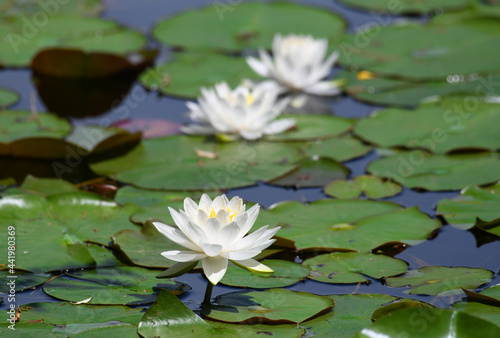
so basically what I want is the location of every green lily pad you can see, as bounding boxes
[453,302,500,328]
[371,300,435,321]
[301,135,373,162]
[86,244,125,268]
[112,221,184,269]
[255,200,441,251]
[0,270,50,292]
[473,217,500,238]
[0,87,19,108]
[138,289,304,337]
[269,157,350,188]
[304,252,407,284]
[220,259,310,288]
[0,192,140,272]
[204,289,334,324]
[0,15,146,67]
[354,308,500,337]
[0,0,103,18]
[385,266,493,296]
[303,294,426,337]
[266,115,353,142]
[339,69,500,107]
[2,175,79,196]
[139,53,258,98]
[43,266,190,305]
[339,19,500,80]
[436,183,500,229]
[153,2,345,52]
[0,301,143,337]
[338,0,474,14]
[368,151,500,191]
[90,135,302,191]
[354,98,500,153]
[324,175,402,199]
[462,284,500,307]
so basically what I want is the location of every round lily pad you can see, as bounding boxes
[368,151,500,191]
[437,183,500,230]
[204,289,334,324]
[0,15,146,67]
[339,19,500,80]
[139,53,258,98]
[354,98,500,153]
[304,252,407,284]
[220,259,310,288]
[255,199,441,251]
[324,175,402,199]
[0,87,19,108]
[138,289,304,337]
[338,0,473,15]
[354,308,500,337]
[385,266,493,296]
[43,266,190,305]
[0,192,140,272]
[153,2,345,52]
[301,135,373,162]
[90,135,302,191]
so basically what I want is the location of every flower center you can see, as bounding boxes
[246,93,254,105]
[209,207,238,222]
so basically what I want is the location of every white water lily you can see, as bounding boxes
[153,194,280,285]
[181,82,294,140]
[246,34,341,96]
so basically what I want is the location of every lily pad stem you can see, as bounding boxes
[203,280,214,305]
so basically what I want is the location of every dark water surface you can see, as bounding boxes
[1,0,499,312]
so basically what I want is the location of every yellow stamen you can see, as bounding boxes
[209,207,238,222]
[246,93,254,105]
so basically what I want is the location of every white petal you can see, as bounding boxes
[237,204,259,238]
[216,209,230,226]
[211,196,226,211]
[246,56,270,77]
[240,130,263,140]
[219,222,240,245]
[303,81,341,96]
[196,209,209,227]
[168,208,187,232]
[186,220,209,246]
[152,221,199,251]
[203,256,228,285]
[199,194,213,211]
[184,198,199,218]
[202,243,224,257]
[205,218,222,242]
[180,124,217,135]
[263,118,295,135]
[161,250,206,262]
[232,259,273,273]
[222,250,260,260]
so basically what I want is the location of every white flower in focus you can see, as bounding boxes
[153,194,280,285]
[181,82,294,140]
[246,34,341,96]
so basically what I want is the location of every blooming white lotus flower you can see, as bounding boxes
[246,34,341,96]
[181,82,294,140]
[153,194,279,285]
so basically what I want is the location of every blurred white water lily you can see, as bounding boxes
[246,34,341,96]
[153,194,279,285]
[181,82,294,140]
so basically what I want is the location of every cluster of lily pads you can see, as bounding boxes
[1,0,500,337]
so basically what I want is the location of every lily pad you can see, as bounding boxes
[220,259,310,288]
[2,175,79,196]
[324,175,402,199]
[354,308,500,337]
[385,266,493,296]
[138,289,304,337]
[354,98,500,153]
[0,0,103,18]
[265,115,353,142]
[269,157,350,188]
[139,52,258,98]
[368,151,500,191]
[0,270,50,292]
[339,19,500,80]
[43,266,190,305]
[301,135,373,162]
[338,0,474,15]
[0,192,140,272]
[0,15,146,67]
[153,2,345,52]
[453,302,500,328]
[436,183,500,229]
[461,284,500,307]
[90,135,302,191]
[304,252,408,284]
[475,217,500,238]
[0,87,19,108]
[204,289,334,324]
[255,199,441,251]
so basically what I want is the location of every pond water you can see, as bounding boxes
[1,0,500,323]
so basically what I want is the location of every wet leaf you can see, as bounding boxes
[301,135,373,162]
[220,260,310,288]
[2,175,79,196]
[265,115,353,141]
[385,266,493,296]
[303,252,407,284]
[0,270,50,292]
[453,302,500,327]
[338,0,474,15]
[0,87,19,108]
[324,175,402,199]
